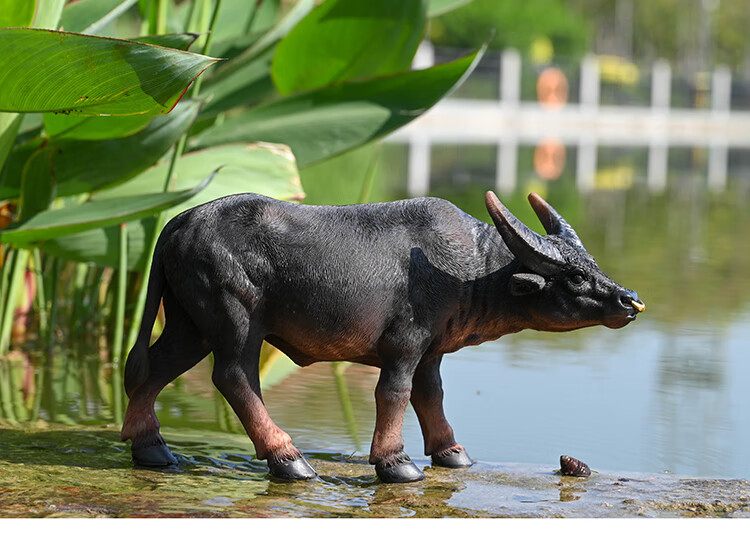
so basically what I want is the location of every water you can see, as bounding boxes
[280,151,750,479]
[1,146,750,515]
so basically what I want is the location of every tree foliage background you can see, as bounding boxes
[431,0,750,73]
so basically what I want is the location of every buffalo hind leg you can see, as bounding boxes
[369,363,425,483]
[411,355,473,468]
[211,328,316,481]
[121,294,210,466]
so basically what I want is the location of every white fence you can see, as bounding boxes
[388,42,750,195]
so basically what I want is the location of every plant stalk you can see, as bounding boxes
[244,0,265,34]
[112,224,128,369]
[124,0,225,356]
[189,0,223,99]
[156,0,168,35]
[0,248,29,356]
[46,257,61,356]
[32,249,48,348]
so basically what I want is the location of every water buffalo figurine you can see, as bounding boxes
[120,191,644,483]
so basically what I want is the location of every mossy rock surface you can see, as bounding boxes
[1,423,749,518]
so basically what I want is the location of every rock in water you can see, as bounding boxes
[560,455,591,477]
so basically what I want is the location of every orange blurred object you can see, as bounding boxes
[534,138,566,181]
[536,67,569,109]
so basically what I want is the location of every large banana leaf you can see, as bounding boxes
[0,100,201,199]
[191,49,484,168]
[39,142,304,270]
[0,28,218,116]
[271,0,427,95]
[0,173,214,246]
[96,143,304,205]
[0,0,36,171]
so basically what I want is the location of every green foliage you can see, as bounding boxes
[0,100,201,199]
[0,0,36,29]
[430,0,590,58]
[0,173,214,246]
[59,0,137,34]
[0,0,481,360]
[193,50,483,168]
[565,0,750,71]
[0,28,218,115]
[271,0,427,94]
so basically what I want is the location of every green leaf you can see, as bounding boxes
[1,100,201,199]
[96,142,305,206]
[208,0,313,86]
[272,0,427,95]
[43,114,152,140]
[427,0,473,17]
[0,113,22,174]
[200,48,276,116]
[41,217,157,271]
[0,28,219,116]
[0,0,36,28]
[203,0,279,43]
[31,0,64,30]
[135,33,199,51]
[18,145,57,219]
[60,0,137,35]
[39,142,304,269]
[192,49,484,168]
[0,137,43,200]
[0,171,215,246]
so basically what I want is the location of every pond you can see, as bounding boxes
[1,141,750,517]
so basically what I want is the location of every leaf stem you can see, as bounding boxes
[112,225,127,368]
[156,0,168,35]
[32,249,48,348]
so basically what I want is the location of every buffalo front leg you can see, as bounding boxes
[369,364,425,483]
[211,333,316,481]
[411,355,473,468]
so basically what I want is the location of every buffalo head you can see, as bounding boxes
[485,191,644,331]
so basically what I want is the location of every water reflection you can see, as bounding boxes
[2,151,750,480]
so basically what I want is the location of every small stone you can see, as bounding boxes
[560,455,591,477]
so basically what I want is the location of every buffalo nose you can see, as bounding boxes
[619,289,645,312]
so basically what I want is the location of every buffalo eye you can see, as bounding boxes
[569,272,585,285]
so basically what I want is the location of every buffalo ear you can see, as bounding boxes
[509,273,546,296]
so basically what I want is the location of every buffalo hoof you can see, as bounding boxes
[132,443,178,467]
[268,456,317,481]
[376,459,426,483]
[432,447,474,468]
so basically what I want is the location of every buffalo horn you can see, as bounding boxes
[485,191,565,276]
[527,193,585,249]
